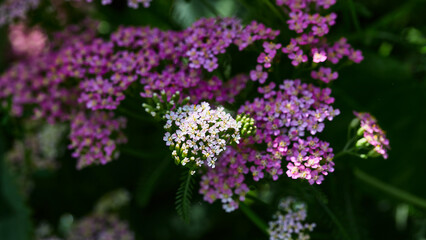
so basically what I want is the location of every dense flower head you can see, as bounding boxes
[163,102,242,170]
[354,111,390,159]
[199,146,250,212]
[184,18,279,73]
[242,79,338,184]
[69,111,127,169]
[283,137,334,184]
[269,197,316,240]
[199,79,338,211]
[68,214,134,240]
[241,79,339,145]
[0,0,40,26]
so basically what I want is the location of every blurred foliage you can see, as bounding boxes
[1,0,426,239]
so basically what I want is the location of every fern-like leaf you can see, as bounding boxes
[175,171,195,222]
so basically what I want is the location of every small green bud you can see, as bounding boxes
[349,118,360,129]
[367,149,380,158]
[357,127,365,136]
[355,138,368,148]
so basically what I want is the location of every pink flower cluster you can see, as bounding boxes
[186,18,279,72]
[200,147,250,212]
[243,79,338,183]
[354,112,390,159]
[69,111,127,169]
[248,1,363,86]
[251,0,364,84]
[8,23,47,58]
[200,79,339,211]
[284,137,334,184]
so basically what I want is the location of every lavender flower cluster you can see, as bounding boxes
[0,0,40,26]
[268,197,316,240]
[354,112,390,159]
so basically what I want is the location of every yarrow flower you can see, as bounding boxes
[199,146,250,212]
[353,112,390,159]
[69,111,127,169]
[284,137,334,185]
[273,0,363,83]
[200,79,339,211]
[163,102,255,172]
[268,197,316,240]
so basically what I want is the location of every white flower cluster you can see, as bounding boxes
[269,198,316,240]
[163,102,241,171]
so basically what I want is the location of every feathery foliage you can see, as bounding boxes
[175,170,195,223]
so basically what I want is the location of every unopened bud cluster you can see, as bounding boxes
[163,102,255,173]
[142,91,190,120]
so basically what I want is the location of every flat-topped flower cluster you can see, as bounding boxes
[200,79,339,211]
[162,102,256,173]
[268,197,316,240]
[164,102,241,170]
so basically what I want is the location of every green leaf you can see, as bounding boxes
[175,171,195,223]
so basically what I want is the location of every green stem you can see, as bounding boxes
[347,0,361,32]
[316,198,352,240]
[304,186,351,240]
[117,107,157,124]
[263,0,287,24]
[138,155,170,207]
[200,0,221,16]
[354,168,426,209]
[334,148,357,159]
[239,202,269,235]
